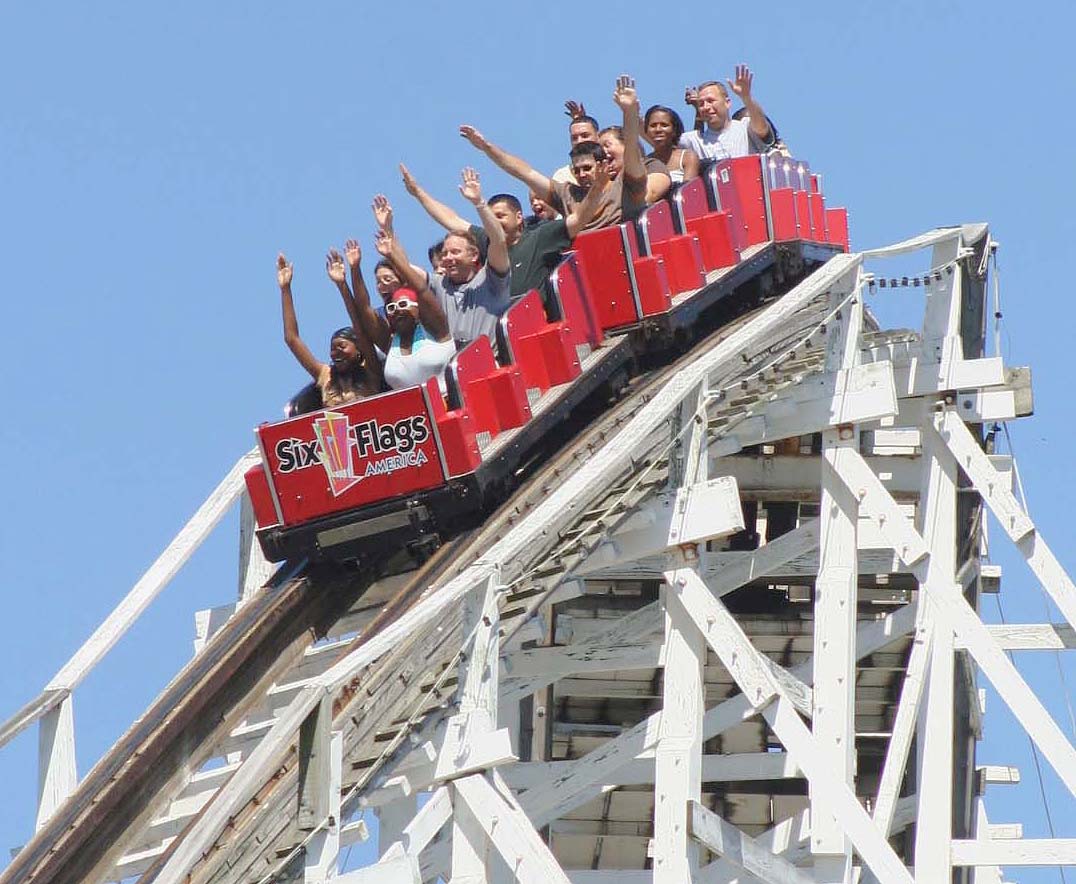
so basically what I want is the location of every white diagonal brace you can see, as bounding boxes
[518,603,917,828]
[872,617,933,836]
[841,439,1076,796]
[937,410,1076,631]
[378,785,453,863]
[453,772,572,884]
[689,802,816,884]
[673,567,914,884]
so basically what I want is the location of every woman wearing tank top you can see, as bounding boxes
[644,105,700,185]
[341,234,455,394]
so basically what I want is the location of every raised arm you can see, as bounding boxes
[372,194,427,281]
[276,253,323,381]
[458,167,509,276]
[400,163,470,235]
[374,228,452,343]
[563,162,610,238]
[614,75,669,203]
[336,241,391,354]
[459,125,555,204]
[728,64,773,143]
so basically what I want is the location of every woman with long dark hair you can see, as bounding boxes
[643,105,700,184]
[275,252,382,408]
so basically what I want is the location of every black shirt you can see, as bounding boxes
[470,220,572,303]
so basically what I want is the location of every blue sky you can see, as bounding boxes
[2,1,1075,880]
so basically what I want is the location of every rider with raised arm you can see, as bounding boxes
[376,169,512,348]
[399,160,607,304]
[275,252,382,408]
[459,75,669,233]
[681,65,776,160]
[348,221,456,392]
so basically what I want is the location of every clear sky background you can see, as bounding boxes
[2,1,1074,880]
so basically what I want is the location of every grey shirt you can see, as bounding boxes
[680,117,774,161]
[428,264,511,347]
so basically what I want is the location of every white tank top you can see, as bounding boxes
[383,325,456,393]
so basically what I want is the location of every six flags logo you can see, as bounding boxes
[274,413,431,496]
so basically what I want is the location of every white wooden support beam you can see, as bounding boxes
[951,838,1076,866]
[917,234,964,391]
[518,602,917,829]
[304,730,343,884]
[872,617,933,837]
[689,802,816,884]
[980,623,1076,651]
[298,694,335,832]
[451,789,489,884]
[334,855,420,883]
[378,797,418,858]
[238,490,275,607]
[437,571,516,783]
[35,693,77,832]
[45,449,260,695]
[971,800,1004,884]
[838,425,1076,796]
[937,410,1076,632]
[673,567,913,884]
[378,785,453,863]
[913,408,960,884]
[812,270,862,883]
[653,581,705,883]
[452,771,572,884]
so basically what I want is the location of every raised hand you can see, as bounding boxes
[458,167,483,205]
[727,64,754,101]
[591,160,611,191]
[564,99,587,120]
[344,238,361,269]
[613,75,639,112]
[459,124,490,151]
[325,248,346,285]
[684,85,699,107]
[276,253,293,288]
[374,228,394,258]
[372,194,394,231]
[399,163,420,196]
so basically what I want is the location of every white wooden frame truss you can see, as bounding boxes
[5,224,1075,884]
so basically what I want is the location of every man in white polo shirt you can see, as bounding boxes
[681,65,776,161]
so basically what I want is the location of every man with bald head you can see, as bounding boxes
[681,65,775,160]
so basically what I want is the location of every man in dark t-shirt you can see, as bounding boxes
[400,164,604,303]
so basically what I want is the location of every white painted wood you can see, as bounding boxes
[153,683,326,884]
[811,351,861,884]
[980,623,1076,651]
[951,838,1076,866]
[378,797,418,858]
[672,568,913,884]
[977,765,1020,785]
[378,786,452,861]
[652,582,704,883]
[872,618,932,837]
[971,800,1005,884]
[667,478,744,548]
[913,407,959,884]
[304,730,342,883]
[450,788,489,884]
[566,874,652,884]
[503,752,799,790]
[334,855,420,883]
[35,694,76,832]
[689,802,815,884]
[453,772,572,884]
[46,449,260,694]
[519,604,917,828]
[238,491,275,607]
[938,411,1076,633]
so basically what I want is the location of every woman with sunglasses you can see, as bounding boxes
[275,251,382,408]
[339,235,455,392]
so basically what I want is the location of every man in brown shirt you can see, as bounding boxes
[460,75,670,234]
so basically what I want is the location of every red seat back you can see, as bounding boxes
[637,200,678,254]
[672,178,711,231]
[499,290,554,391]
[550,255,601,348]
[570,226,642,330]
[446,337,500,438]
[706,156,767,250]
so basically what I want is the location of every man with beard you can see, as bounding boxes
[399,162,606,304]
[459,75,669,234]
[372,167,510,348]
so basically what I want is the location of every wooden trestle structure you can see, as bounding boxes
[5,224,1073,884]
